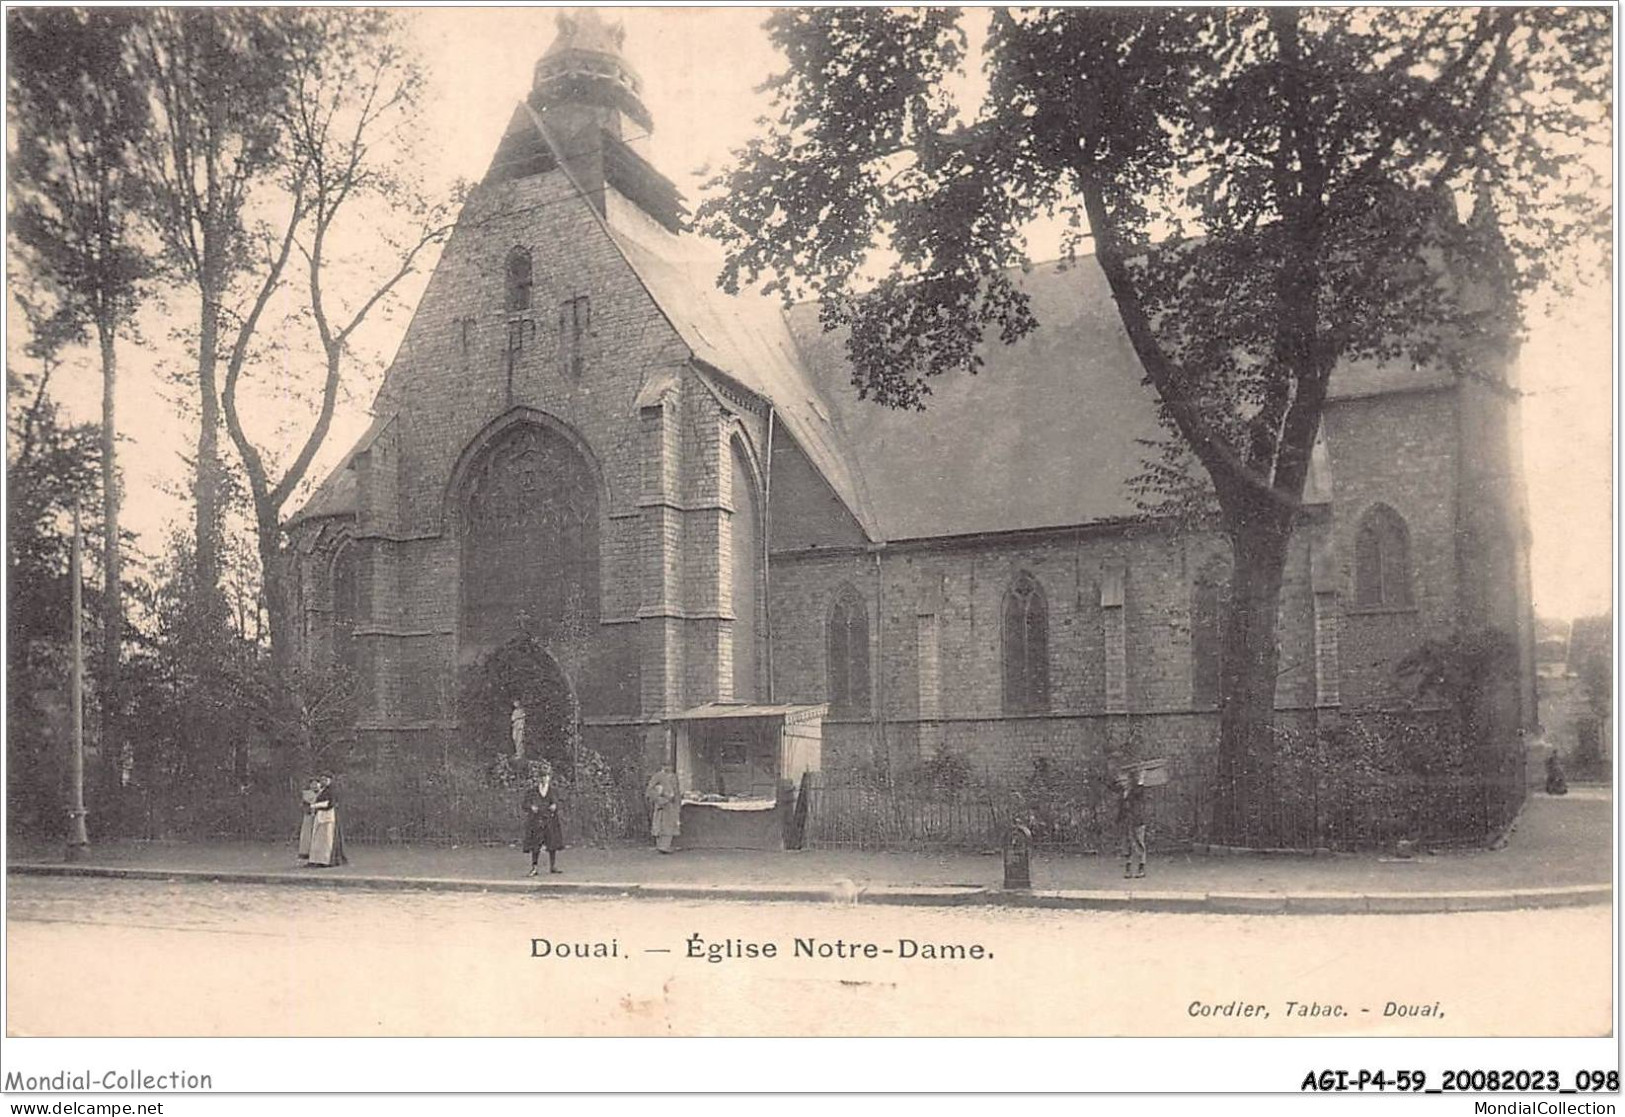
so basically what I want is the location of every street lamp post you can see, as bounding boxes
[67,497,90,860]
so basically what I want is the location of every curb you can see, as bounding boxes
[7,863,1611,915]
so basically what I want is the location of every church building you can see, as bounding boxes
[290,13,1538,835]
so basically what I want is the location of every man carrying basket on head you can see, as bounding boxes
[1117,765,1151,879]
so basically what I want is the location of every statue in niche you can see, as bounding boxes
[511,700,528,758]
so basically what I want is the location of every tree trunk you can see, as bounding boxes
[95,315,124,820]
[1213,517,1293,844]
[194,295,223,610]
[256,504,304,777]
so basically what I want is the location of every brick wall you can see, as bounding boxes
[298,165,743,765]
[1322,388,1460,710]
[768,526,1333,782]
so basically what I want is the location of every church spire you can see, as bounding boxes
[483,11,681,231]
[530,9,653,139]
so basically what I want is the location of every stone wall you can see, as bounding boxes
[1322,386,1462,712]
[768,526,1333,784]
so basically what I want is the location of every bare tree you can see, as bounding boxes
[216,10,457,760]
[131,8,307,618]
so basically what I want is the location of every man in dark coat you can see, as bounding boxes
[1545,751,1569,796]
[521,762,564,876]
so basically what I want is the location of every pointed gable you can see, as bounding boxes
[597,184,880,541]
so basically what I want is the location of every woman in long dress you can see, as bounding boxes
[645,768,680,854]
[308,774,348,868]
[521,762,564,876]
[296,778,319,863]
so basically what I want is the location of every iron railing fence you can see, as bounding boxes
[79,747,1526,855]
[113,767,646,847]
[802,758,1526,853]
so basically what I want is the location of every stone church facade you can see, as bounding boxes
[290,14,1538,820]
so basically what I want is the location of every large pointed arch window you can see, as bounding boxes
[1354,504,1413,608]
[1003,572,1049,713]
[827,586,870,714]
[459,422,600,652]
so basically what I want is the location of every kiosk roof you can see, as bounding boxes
[666,702,829,724]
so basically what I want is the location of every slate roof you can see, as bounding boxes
[290,465,356,524]
[782,256,1431,542]
[783,259,1169,541]
[287,414,392,525]
[600,191,880,538]
[666,701,829,724]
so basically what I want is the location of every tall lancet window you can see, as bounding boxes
[827,586,871,714]
[1003,572,1050,713]
[730,441,761,700]
[331,542,359,674]
[560,295,590,377]
[506,247,533,313]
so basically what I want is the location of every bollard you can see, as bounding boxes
[1003,823,1032,890]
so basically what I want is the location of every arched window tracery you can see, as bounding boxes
[827,585,871,714]
[1003,572,1049,713]
[1354,504,1413,608]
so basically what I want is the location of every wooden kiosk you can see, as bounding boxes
[665,702,826,850]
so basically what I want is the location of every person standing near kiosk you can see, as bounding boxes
[645,767,681,854]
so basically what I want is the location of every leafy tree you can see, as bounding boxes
[119,525,278,836]
[6,342,102,838]
[9,7,155,795]
[1566,613,1611,774]
[698,9,1610,836]
[1568,614,1612,723]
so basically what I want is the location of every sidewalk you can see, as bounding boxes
[8,788,1612,914]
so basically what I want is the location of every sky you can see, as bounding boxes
[26,6,1616,622]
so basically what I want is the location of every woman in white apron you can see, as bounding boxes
[308,774,348,868]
